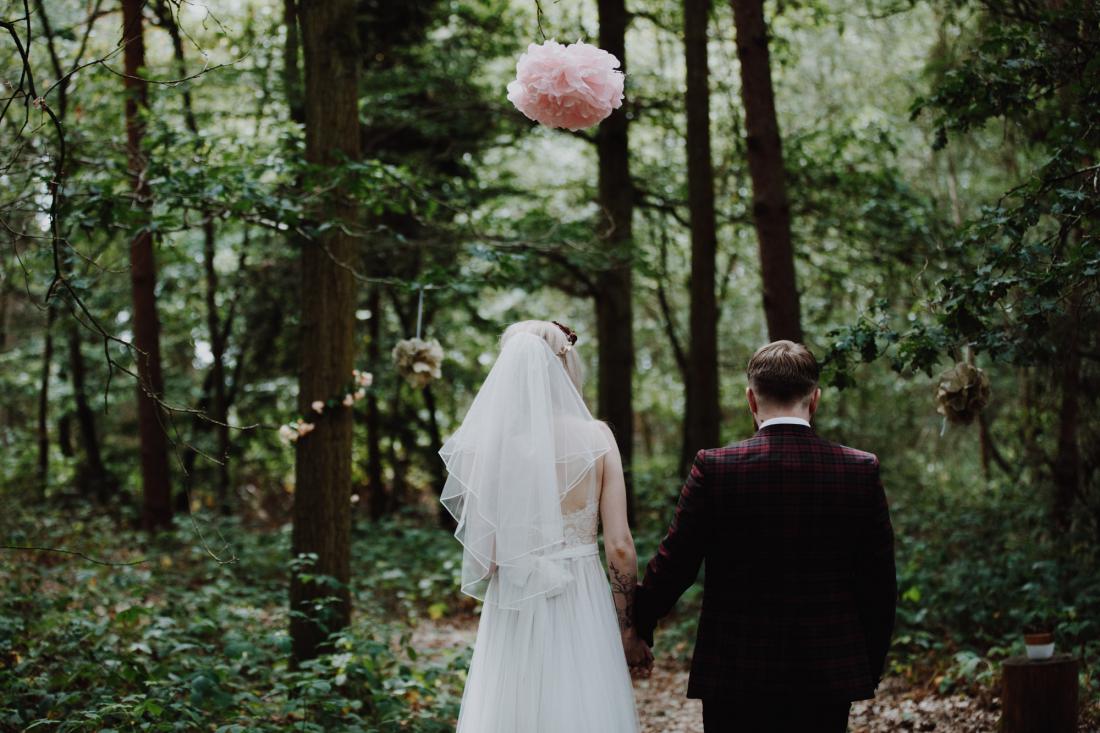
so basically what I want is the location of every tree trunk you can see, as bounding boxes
[39,1,114,501]
[1052,295,1082,531]
[596,0,636,524]
[1001,655,1078,733]
[386,387,410,513]
[67,324,112,499]
[683,0,721,467]
[37,305,56,495]
[203,222,231,511]
[154,0,231,512]
[730,0,802,342]
[290,0,361,665]
[422,383,453,529]
[123,0,173,532]
[282,0,306,125]
[366,287,386,520]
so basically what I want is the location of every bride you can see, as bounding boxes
[440,320,649,733]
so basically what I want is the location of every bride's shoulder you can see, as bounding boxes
[559,417,616,448]
[593,420,621,454]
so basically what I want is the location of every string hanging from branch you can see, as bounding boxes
[393,286,445,389]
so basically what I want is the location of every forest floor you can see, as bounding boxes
[409,616,1090,733]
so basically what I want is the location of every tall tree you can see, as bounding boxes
[153,0,231,511]
[730,0,802,342]
[39,1,114,499]
[596,0,636,522]
[36,306,54,494]
[289,0,361,664]
[282,0,305,125]
[122,0,173,530]
[683,0,721,466]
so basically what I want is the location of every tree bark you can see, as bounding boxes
[683,0,721,468]
[1052,293,1082,531]
[290,0,361,665]
[596,0,636,524]
[203,221,231,510]
[730,0,802,342]
[67,325,111,498]
[386,385,411,513]
[421,383,454,529]
[282,0,306,125]
[122,0,173,532]
[1001,655,1078,733]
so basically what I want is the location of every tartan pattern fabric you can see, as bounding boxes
[634,424,897,702]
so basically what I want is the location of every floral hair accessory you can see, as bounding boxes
[552,321,577,355]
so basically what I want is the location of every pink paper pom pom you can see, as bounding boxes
[506,39,625,131]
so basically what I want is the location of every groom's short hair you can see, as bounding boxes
[747,340,820,405]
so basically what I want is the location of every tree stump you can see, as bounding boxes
[1001,654,1078,733]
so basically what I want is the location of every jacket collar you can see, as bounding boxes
[755,421,816,437]
[757,416,811,430]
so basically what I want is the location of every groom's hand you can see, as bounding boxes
[622,630,654,680]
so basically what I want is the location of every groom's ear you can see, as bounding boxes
[746,387,758,415]
[808,387,822,415]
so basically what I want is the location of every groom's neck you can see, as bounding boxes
[753,406,813,428]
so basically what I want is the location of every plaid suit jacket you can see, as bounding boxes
[634,423,897,702]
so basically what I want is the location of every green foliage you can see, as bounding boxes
[889,472,1100,695]
[0,511,466,732]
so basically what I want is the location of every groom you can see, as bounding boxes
[634,341,897,732]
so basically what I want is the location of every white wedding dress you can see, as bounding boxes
[439,333,640,733]
[455,467,640,733]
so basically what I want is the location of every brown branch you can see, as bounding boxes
[0,544,149,567]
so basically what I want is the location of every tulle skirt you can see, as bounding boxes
[456,546,641,733]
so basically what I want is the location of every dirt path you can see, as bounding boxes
[410,617,1086,733]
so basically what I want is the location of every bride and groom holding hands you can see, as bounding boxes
[440,320,897,732]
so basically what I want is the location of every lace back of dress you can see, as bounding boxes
[559,454,600,547]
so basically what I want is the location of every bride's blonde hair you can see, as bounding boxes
[501,320,584,391]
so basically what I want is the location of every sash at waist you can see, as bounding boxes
[545,542,599,560]
[493,542,599,608]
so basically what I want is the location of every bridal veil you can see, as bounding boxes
[439,331,611,610]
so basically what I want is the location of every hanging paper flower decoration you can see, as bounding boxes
[393,337,444,389]
[506,39,625,131]
[935,362,991,425]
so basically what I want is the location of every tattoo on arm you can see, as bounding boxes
[609,562,637,633]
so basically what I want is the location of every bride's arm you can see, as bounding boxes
[598,424,652,676]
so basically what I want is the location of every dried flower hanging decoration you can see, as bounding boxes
[278,368,374,445]
[393,286,445,389]
[394,338,445,388]
[935,361,991,426]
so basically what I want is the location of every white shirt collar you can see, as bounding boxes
[758,416,811,430]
